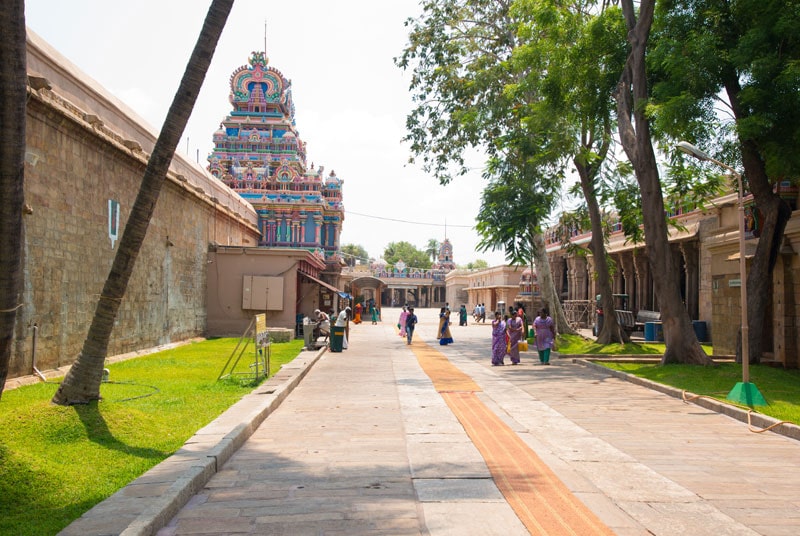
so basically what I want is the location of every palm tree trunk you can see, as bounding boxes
[0,0,27,398]
[52,0,235,405]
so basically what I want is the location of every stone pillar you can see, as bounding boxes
[680,241,700,320]
[566,256,576,300]
[633,250,651,311]
[574,255,588,300]
[620,253,635,309]
[552,255,566,300]
[586,255,597,302]
[611,254,623,296]
[566,255,585,301]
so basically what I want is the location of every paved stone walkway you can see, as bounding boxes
[61,307,800,535]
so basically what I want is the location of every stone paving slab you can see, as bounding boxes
[59,348,325,536]
[59,308,800,535]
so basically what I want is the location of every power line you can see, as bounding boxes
[346,210,473,228]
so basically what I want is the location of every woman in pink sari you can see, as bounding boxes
[506,309,525,365]
[398,306,409,337]
[533,307,556,365]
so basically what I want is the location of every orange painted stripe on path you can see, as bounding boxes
[410,343,481,393]
[411,342,614,536]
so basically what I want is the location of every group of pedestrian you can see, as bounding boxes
[397,305,449,346]
[472,303,486,323]
[392,303,555,365]
[397,305,418,345]
[491,307,555,366]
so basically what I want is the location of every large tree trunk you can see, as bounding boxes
[0,0,27,398]
[616,0,713,366]
[52,0,235,405]
[532,232,575,335]
[574,159,628,345]
[724,80,793,364]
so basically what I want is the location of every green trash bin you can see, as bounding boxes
[330,326,345,352]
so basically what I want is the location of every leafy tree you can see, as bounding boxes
[340,243,369,267]
[650,0,800,364]
[460,260,489,269]
[425,238,440,263]
[397,0,522,182]
[52,0,236,404]
[509,0,630,343]
[615,0,713,365]
[398,0,631,342]
[398,0,570,327]
[476,158,575,335]
[0,0,26,397]
[383,241,432,271]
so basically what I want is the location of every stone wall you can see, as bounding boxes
[8,32,260,380]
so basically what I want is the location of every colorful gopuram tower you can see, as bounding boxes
[433,238,456,272]
[208,51,344,261]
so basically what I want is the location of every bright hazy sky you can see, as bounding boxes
[25,0,510,267]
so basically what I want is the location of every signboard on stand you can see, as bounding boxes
[218,314,271,382]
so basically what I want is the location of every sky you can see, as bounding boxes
[25,0,510,267]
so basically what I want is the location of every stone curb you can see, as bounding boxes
[59,346,327,536]
[573,357,800,443]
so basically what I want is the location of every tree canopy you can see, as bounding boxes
[649,0,800,362]
[340,243,370,267]
[383,241,432,270]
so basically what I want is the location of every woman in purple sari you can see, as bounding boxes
[491,311,506,366]
[506,309,525,365]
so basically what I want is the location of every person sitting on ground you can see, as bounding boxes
[314,309,330,338]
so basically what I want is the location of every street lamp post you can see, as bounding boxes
[676,141,765,406]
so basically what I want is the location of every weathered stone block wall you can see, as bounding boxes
[9,33,260,380]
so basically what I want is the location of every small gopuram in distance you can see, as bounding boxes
[207,51,344,262]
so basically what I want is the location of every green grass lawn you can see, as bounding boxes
[553,333,714,355]
[554,333,800,425]
[0,337,305,536]
[599,362,800,424]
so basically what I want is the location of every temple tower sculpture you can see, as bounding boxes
[433,238,456,272]
[208,51,344,262]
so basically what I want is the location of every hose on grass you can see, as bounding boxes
[681,390,793,434]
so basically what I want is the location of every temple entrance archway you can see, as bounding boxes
[350,276,386,308]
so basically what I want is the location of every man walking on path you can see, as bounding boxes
[405,306,417,344]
